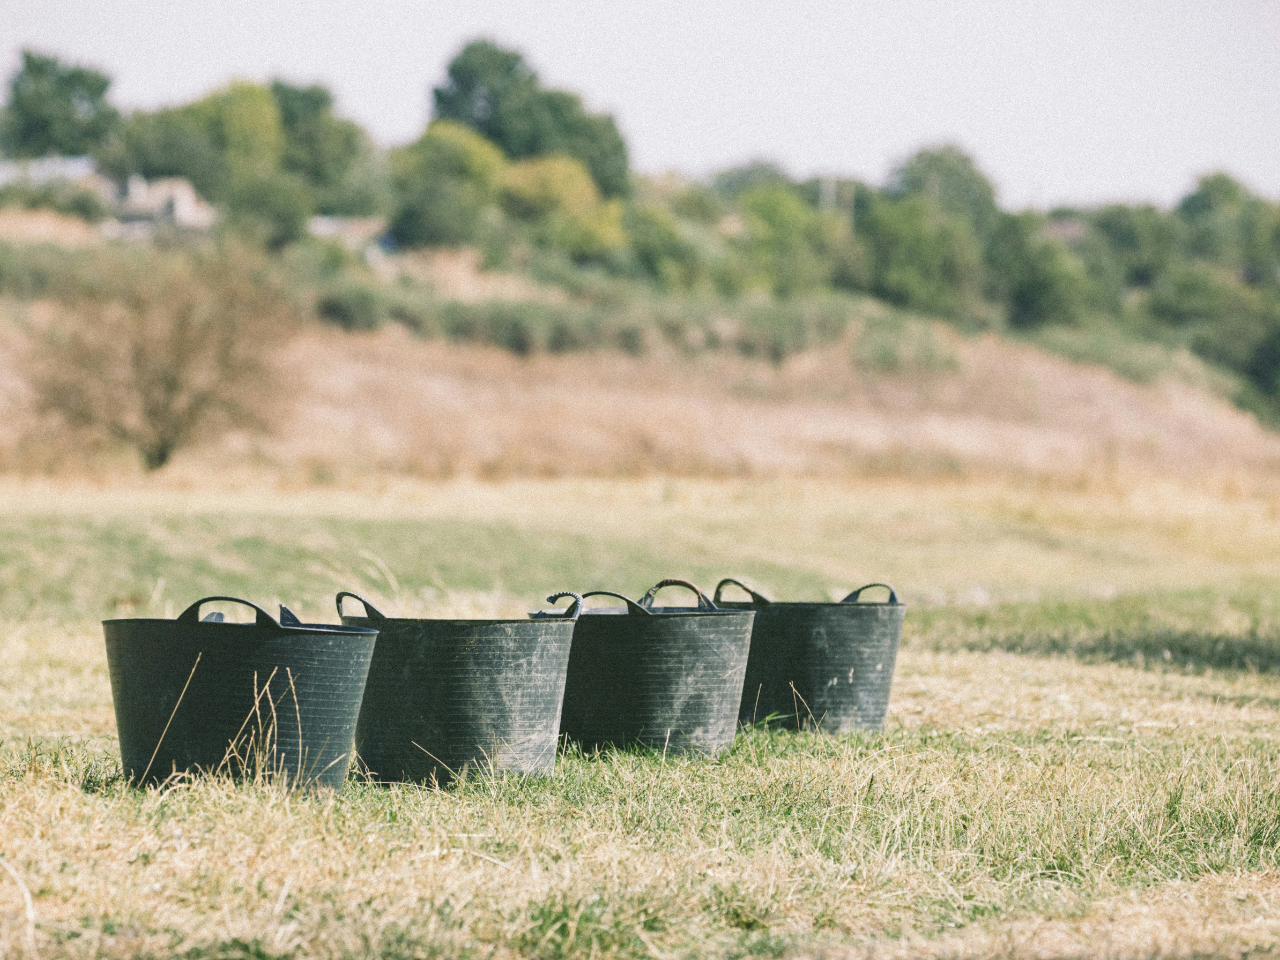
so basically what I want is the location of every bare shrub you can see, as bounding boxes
[29,244,297,470]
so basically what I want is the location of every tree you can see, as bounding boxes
[433,39,630,197]
[230,170,314,249]
[986,212,1089,329]
[390,120,506,247]
[626,204,703,290]
[1092,204,1180,287]
[1174,174,1280,285]
[101,82,320,248]
[105,82,285,205]
[737,183,839,296]
[99,107,226,200]
[713,161,792,200]
[533,89,629,199]
[191,81,286,189]
[500,154,625,261]
[888,145,999,243]
[31,246,297,471]
[861,193,984,316]
[433,40,539,150]
[270,80,367,212]
[1177,172,1250,266]
[1,50,119,157]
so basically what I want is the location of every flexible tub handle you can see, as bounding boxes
[713,578,771,605]
[544,592,584,620]
[176,596,278,627]
[840,583,899,604]
[639,579,717,611]
[581,590,651,616]
[335,591,388,620]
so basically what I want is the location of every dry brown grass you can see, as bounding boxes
[2,477,1280,957]
[0,209,102,248]
[256,325,1280,484]
[5,631,1280,959]
[4,292,1280,486]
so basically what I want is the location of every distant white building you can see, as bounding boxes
[0,155,218,232]
[122,175,218,231]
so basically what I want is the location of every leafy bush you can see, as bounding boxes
[736,184,838,297]
[317,282,384,330]
[1148,262,1253,328]
[852,317,959,374]
[389,120,506,248]
[862,193,984,316]
[626,204,702,290]
[229,170,314,249]
[0,182,109,222]
[987,212,1090,329]
[501,155,626,261]
[1091,204,1181,287]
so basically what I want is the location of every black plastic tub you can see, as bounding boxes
[547,579,754,756]
[715,579,904,733]
[103,597,378,789]
[338,591,579,785]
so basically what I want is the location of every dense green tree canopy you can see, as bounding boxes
[889,145,999,243]
[270,80,366,211]
[737,183,838,297]
[1,50,119,158]
[861,192,984,316]
[389,120,506,248]
[433,40,630,198]
[1091,204,1180,287]
[101,107,226,199]
[714,161,793,200]
[986,212,1089,329]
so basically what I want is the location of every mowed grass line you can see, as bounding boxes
[910,582,1280,673]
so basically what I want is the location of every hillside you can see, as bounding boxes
[267,325,1280,483]
[5,314,1270,485]
[0,214,1277,485]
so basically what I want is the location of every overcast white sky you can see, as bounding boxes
[4,0,1278,208]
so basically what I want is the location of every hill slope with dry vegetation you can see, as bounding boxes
[1,230,1277,486]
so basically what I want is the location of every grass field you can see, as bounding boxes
[3,476,1280,958]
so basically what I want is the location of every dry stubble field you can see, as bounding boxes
[3,475,1280,959]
